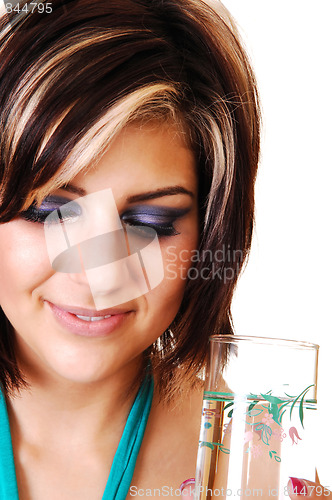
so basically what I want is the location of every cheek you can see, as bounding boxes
[163,227,198,284]
[0,221,52,303]
[145,232,198,324]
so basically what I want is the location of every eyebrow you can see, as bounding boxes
[61,184,194,202]
[61,184,86,196]
[127,186,195,203]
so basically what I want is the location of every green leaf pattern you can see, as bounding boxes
[256,384,314,428]
[201,384,315,465]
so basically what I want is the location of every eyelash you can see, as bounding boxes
[20,199,180,238]
[123,219,178,237]
[20,206,78,224]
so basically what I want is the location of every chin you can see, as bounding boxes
[44,356,112,385]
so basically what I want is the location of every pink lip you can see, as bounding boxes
[45,301,133,338]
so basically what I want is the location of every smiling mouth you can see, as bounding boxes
[45,301,134,337]
[75,314,112,322]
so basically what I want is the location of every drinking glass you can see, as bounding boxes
[194,335,319,499]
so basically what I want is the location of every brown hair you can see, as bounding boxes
[0,0,260,395]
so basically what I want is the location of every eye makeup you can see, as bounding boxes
[20,196,191,238]
[121,204,191,237]
[20,196,82,223]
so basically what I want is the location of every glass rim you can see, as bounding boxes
[209,334,319,350]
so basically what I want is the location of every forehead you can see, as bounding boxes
[71,122,198,203]
[19,84,191,210]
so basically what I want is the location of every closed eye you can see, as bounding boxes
[20,197,191,239]
[120,205,191,238]
[20,196,82,224]
[123,220,178,238]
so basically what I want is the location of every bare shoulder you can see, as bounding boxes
[130,374,204,496]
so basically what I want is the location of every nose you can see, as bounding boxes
[84,247,149,310]
[44,189,152,310]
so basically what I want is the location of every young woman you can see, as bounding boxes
[0,0,326,498]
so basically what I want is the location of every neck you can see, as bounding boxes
[6,355,146,452]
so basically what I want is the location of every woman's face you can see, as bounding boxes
[0,122,198,385]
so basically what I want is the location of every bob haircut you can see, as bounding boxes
[0,0,260,396]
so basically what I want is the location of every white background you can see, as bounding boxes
[221,0,331,486]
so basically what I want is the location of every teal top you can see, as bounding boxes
[0,389,18,499]
[0,374,154,500]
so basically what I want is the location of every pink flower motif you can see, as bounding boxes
[262,412,274,426]
[250,444,263,458]
[244,431,254,444]
[223,422,232,435]
[289,426,302,445]
[272,427,287,442]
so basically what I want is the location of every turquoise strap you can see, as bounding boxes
[0,390,19,500]
[0,373,153,500]
[102,374,154,499]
